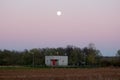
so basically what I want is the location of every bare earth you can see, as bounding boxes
[0,68,120,80]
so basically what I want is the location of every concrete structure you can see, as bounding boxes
[45,56,68,66]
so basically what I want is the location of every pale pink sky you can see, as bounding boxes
[0,0,120,56]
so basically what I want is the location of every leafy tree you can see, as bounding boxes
[116,49,120,57]
[65,45,83,65]
[0,43,103,66]
[30,48,45,65]
[116,49,120,66]
[83,43,102,65]
[19,50,32,65]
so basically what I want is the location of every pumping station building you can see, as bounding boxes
[45,56,68,66]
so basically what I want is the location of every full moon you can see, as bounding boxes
[57,11,62,16]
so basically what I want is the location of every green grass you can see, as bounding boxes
[0,66,35,70]
[0,65,103,70]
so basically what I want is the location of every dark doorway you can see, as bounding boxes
[51,59,58,66]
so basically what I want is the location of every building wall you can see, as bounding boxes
[45,56,68,66]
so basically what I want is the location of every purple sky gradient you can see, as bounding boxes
[0,0,120,56]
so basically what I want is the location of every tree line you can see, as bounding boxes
[0,43,120,67]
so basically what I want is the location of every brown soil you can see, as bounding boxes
[0,68,120,80]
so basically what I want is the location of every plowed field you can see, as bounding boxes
[0,68,120,80]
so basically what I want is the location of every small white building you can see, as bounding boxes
[45,56,68,66]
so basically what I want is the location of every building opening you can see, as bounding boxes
[51,59,58,66]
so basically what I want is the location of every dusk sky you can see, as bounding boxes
[0,0,120,56]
